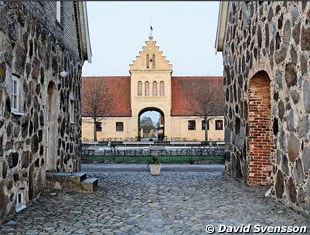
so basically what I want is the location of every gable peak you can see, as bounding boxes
[129,36,172,72]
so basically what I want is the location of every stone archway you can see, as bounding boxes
[46,82,57,172]
[138,107,165,142]
[247,71,273,185]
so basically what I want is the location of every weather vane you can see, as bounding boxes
[150,17,153,37]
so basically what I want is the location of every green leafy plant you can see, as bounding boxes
[148,156,160,164]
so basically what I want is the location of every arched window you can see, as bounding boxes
[152,54,155,68]
[159,81,164,96]
[145,81,149,96]
[146,54,149,68]
[152,81,157,96]
[138,81,142,96]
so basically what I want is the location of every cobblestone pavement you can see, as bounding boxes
[1,164,309,235]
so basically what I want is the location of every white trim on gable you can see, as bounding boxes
[77,1,92,63]
[215,1,229,52]
[56,1,61,23]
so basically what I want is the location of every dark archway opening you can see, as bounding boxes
[138,108,164,142]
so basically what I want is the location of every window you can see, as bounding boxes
[159,81,164,96]
[152,54,155,68]
[138,81,142,96]
[145,81,149,96]
[152,81,157,96]
[202,120,209,130]
[56,1,63,23]
[215,120,224,130]
[116,122,124,132]
[15,189,26,212]
[146,54,149,68]
[0,90,3,116]
[188,120,196,130]
[70,99,74,123]
[11,75,19,113]
[95,122,102,132]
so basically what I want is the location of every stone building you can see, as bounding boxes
[216,1,309,213]
[82,36,224,142]
[0,2,91,221]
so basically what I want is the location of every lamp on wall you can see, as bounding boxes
[53,70,68,78]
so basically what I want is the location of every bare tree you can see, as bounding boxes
[185,78,224,142]
[82,79,113,142]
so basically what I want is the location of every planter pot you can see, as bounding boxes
[149,164,161,176]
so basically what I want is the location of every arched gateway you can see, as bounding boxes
[138,107,165,141]
[81,35,225,142]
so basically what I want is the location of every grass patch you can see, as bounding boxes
[81,155,224,164]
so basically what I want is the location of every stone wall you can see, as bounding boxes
[0,2,83,221]
[222,1,309,213]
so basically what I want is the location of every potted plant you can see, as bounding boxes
[148,157,161,176]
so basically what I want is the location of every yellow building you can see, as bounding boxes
[82,36,224,142]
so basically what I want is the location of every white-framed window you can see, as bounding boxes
[0,89,3,116]
[70,98,74,123]
[15,189,27,212]
[11,75,19,113]
[160,81,164,96]
[138,81,142,96]
[152,81,157,96]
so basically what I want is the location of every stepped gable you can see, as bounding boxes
[129,36,173,72]
[82,76,131,117]
[171,76,224,116]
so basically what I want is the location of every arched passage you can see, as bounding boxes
[247,71,273,185]
[46,82,57,172]
[138,107,164,141]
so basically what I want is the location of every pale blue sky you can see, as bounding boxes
[82,1,223,77]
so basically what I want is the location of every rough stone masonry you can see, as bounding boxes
[218,1,310,213]
[0,2,89,221]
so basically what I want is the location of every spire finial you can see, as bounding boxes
[149,17,153,38]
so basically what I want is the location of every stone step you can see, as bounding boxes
[46,172,96,192]
[81,177,98,192]
[46,172,87,182]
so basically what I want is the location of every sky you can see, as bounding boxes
[82,1,223,77]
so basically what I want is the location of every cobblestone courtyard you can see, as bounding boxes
[1,164,309,234]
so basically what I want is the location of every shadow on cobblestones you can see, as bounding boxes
[1,168,309,234]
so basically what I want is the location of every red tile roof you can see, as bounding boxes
[82,76,131,117]
[171,76,224,116]
[81,76,224,118]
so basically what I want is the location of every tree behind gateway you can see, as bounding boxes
[82,79,113,142]
[184,78,224,142]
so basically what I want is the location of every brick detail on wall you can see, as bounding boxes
[247,72,274,185]
[221,1,310,213]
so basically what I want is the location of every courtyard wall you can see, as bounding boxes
[221,1,309,213]
[0,2,86,220]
